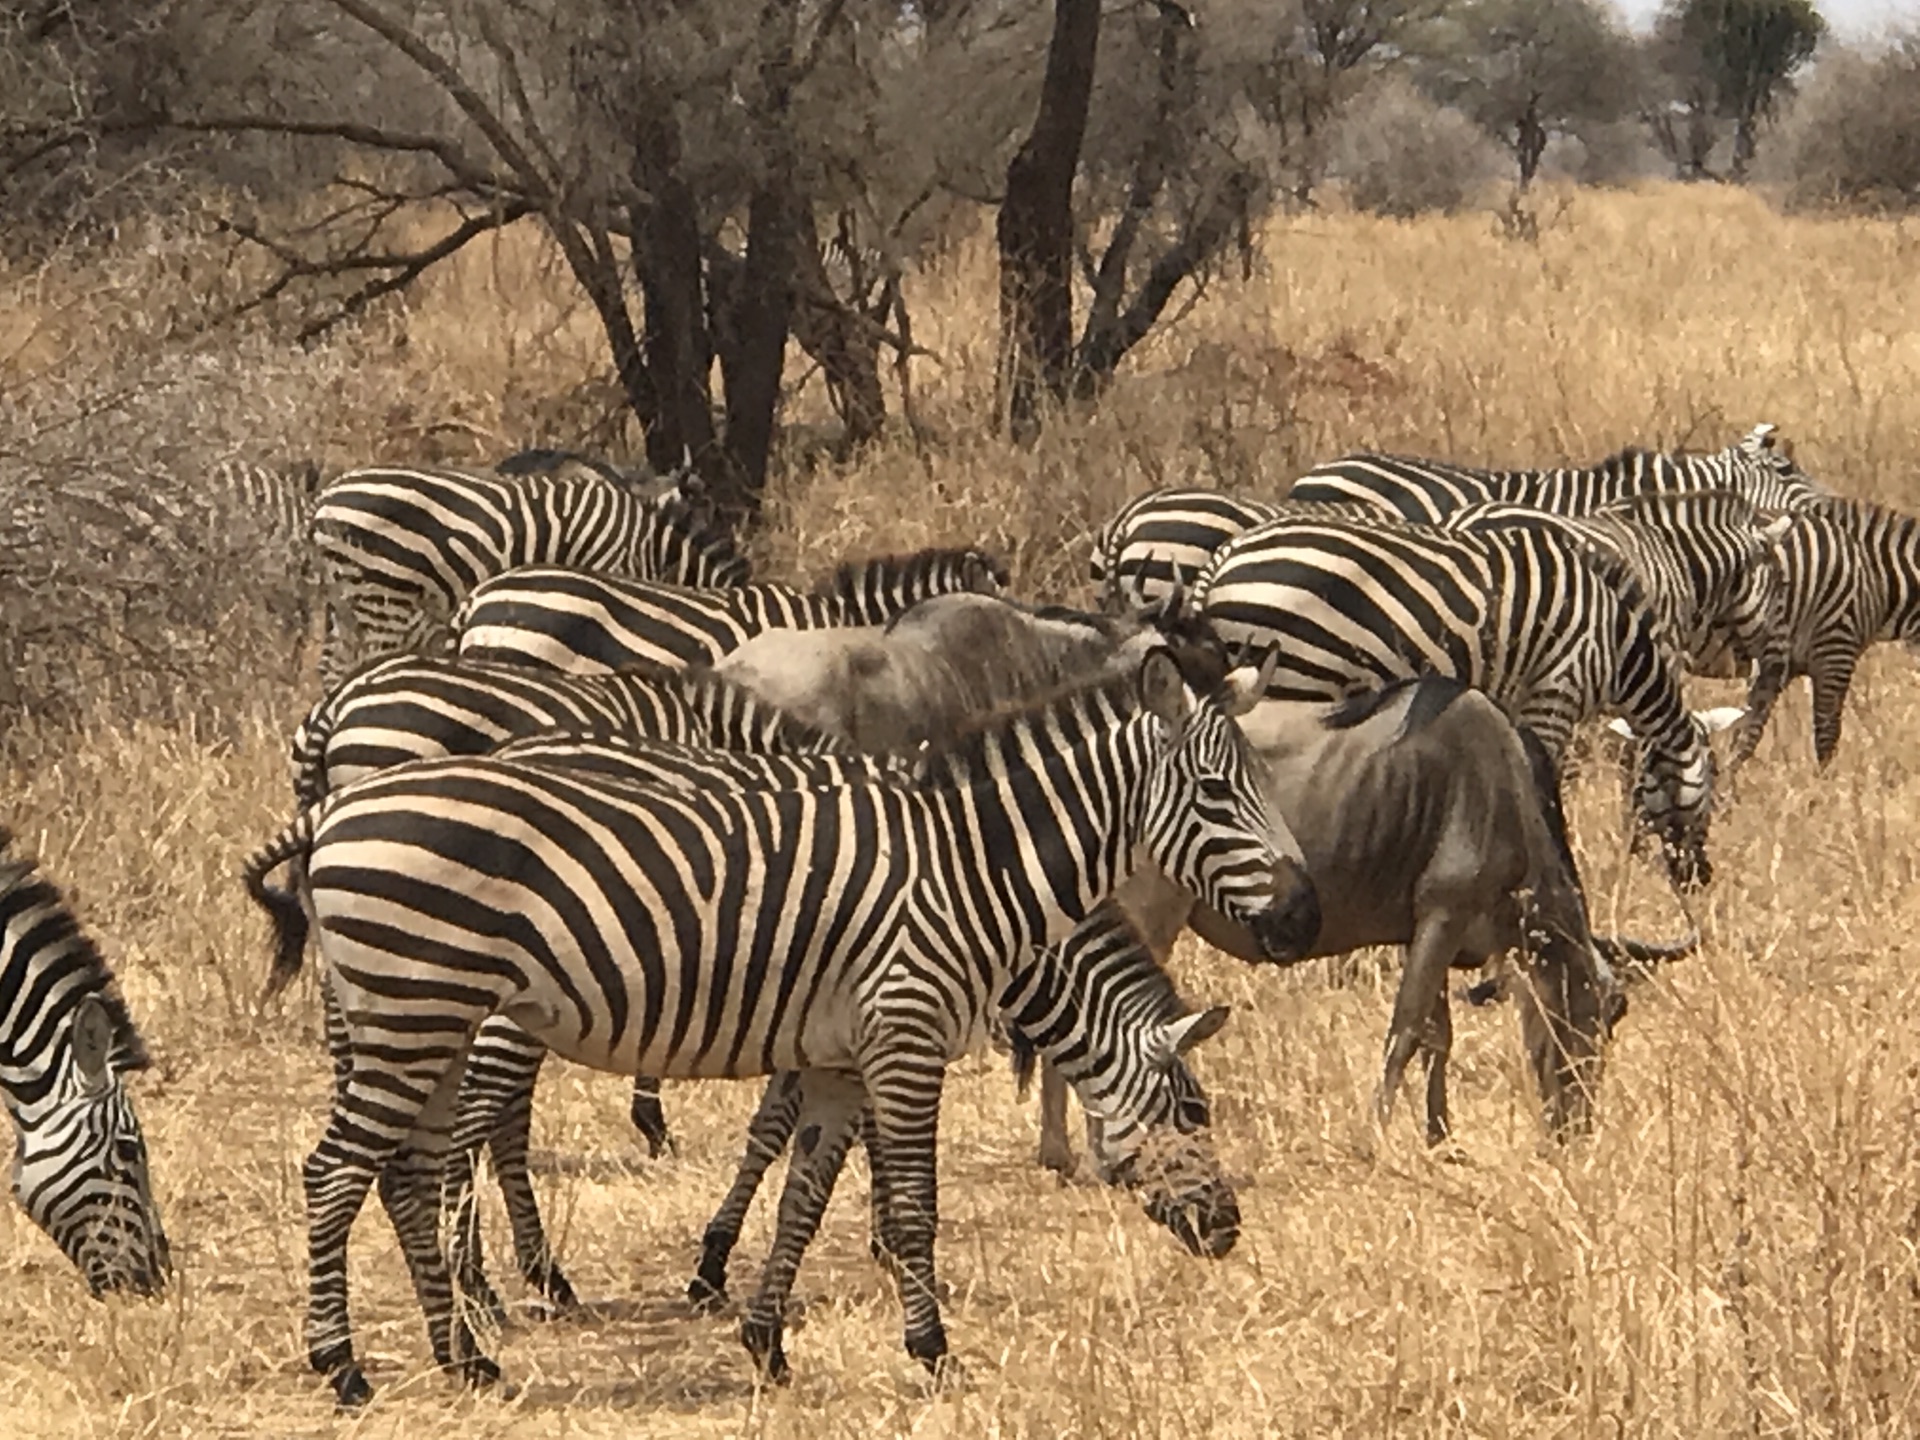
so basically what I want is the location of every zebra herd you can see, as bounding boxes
[9,422,1920,1409]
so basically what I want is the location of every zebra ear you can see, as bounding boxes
[70,996,116,1096]
[1139,649,1194,736]
[1163,1005,1231,1057]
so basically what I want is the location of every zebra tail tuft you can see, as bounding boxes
[1009,1031,1039,1099]
[242,815,318,1001]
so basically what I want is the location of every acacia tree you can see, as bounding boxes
[996,0,1284,440]
[1418,0,1633,187]
[1648,0,1824,179]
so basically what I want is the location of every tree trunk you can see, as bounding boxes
[1516,106,1548,188]
[630,111,715,481]
[996,0,1101,444]
[714,3,801,521]
[789,227,887,455]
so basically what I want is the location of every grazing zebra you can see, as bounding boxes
[1441,491,1794,762]
[1090,488,1370,610]
[1286,424,1828,522]
[312,464,748,688]
[1189,515,1718,890]
[244,652,1309,1402]
[452,546,1008,674]
[685,896,1223,1313]
[210,457,325,642]
[1734,498,1920,767]
[1,828,170,1297]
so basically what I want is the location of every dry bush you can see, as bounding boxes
[1764,33,1920,214]
[2,183,1920,1435]
[1328,74,1504,220]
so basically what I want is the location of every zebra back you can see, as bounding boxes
[312,465,747,683]
[1288,425,1827,523]
[818,546,1008,625]
[488,728,908,790]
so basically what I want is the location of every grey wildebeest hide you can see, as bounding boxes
[1037,675,1697,1167]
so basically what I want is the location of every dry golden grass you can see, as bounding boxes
[4,182,1920,1436]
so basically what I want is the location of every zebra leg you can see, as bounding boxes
[1036,1060,1077,1175]
[863,1056,951,1375]
[689,1071,805,1312]
[1810,655,1860,767]
[485,1061,581,1313]
[863,1107,900,1272]
[374,1046,498,1391]
[444,1019,544,1320]
[629,1075,674,1157]
[738,1070,865,1384]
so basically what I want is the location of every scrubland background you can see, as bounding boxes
[4,182,1920,1436]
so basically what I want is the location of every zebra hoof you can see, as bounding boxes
[687,1271,729,1315]
[329,1364,374,1410]
[905,1320,949,1375]
[537,1270,581,1314]
[740,1317,791,1384]
[459,1353,502,1390]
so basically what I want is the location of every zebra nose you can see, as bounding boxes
[1249,868,1321,963]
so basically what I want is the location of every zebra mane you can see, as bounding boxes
[816,546,1009,601]
[912,663,1174,789]
[0,829,148,1072]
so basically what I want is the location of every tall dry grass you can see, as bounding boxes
[3,183,1920,1437]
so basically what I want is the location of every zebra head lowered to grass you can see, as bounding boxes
[1,830,170,1298]
[1285,422,1828,523]
[1187,513,1719,892]
[449,544,1007,675]
[245,648,1313,1403]
[311,463,748,688]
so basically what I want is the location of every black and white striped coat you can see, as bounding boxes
[1190,515,1717,889]
[0,829,169,1298]
[311,465,748,687]
[246,656,1297,1402]
[452,547,1007,674]
[1287,424,1827,522]
[1735,497,1920,767]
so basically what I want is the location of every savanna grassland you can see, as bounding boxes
[4,183,1920,1438]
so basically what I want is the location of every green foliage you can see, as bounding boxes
[1415,0,1635,186]
[1649,0,1825,176]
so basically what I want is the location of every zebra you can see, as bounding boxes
[1,827,170,1297]
[1285,424,1828,523]
[283,653,846,821]
[1733,497,1920,768]
[1089,488,1370,610]
[311,464,749,689]
[1188,514,1718,891]
[451,546,1009,674]
[241,651,1313,1402]
[420,731,1232,1321]
[210,456,326,644]
[684,896,1223,1315]
[1440,491,1795,763]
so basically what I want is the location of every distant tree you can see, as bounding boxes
[1416,0,1635,187]
[1766,30,1920,211]
[1331,72,1502,216]
[1647,0,1825,179]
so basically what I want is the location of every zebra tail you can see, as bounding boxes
[242,814,318,1001]
[1009,1031,1039,1099]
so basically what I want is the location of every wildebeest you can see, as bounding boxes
[1038,676,1697,1164]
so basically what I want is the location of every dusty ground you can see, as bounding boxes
[3,184,1919,1436]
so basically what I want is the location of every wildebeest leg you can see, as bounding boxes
[1377,912,1464,1131]
[1421,982,1455,1146]
[1037,1061,1077,1175]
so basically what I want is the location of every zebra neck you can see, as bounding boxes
[999,912,1165,1095]
[923,725,1146,957]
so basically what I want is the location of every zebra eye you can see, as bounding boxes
[1198,776,1236,803]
